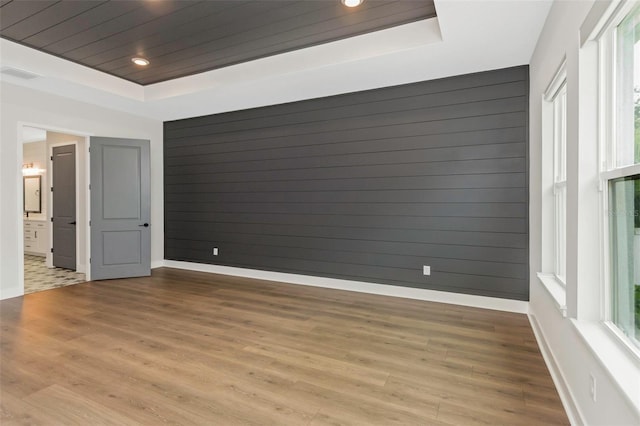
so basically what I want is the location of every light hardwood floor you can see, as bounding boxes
[0,268,569,425]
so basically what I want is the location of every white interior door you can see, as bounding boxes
[90,137,150,280]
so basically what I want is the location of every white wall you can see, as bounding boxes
[529,1,640,424]
[0,82,163,300]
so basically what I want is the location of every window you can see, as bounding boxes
[553,83,567,284]
[541,64,567,290]
[600,3,640,349]
[609,175,640,345]
[615,7,640,168]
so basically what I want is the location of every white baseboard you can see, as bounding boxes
[151,260,165,269]
[528,313,584,425]
[160,260,529,314]
[0,287,23,301]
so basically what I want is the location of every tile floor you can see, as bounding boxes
[24,254,85,294]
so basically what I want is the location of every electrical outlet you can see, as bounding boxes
[213,247,219,256]
[589,374,596,402]
[423,265,431,275]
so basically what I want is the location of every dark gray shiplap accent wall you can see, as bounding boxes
[164,66,529,300]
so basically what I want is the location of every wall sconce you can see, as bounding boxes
[22,163,43,176]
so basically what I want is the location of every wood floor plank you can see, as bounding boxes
[384,373,526,410]
[243,343,391,386]
[0,389,58,426]
[0,267,570,425]
[292,380,434,425]
[23,384,140,426]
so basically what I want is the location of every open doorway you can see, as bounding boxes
[22,126,87,294]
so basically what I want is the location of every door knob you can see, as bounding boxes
[139,223,149,227]
[69,221,76,225]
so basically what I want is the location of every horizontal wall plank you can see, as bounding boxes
[165,223,527,249]
[163,213,527,233]
[165,142,526,169]
[164,201,527,218]
[165,158,527,182]
[164,66,529,300]
[165,127,525,160]
[164,188,527,204]
[165,202,527,221]
[164,172,526,189]
[166,236,528,264]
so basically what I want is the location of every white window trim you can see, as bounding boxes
[544,59,568,102]
[601,163,640,181]
[537,272,567,317]
[553,84,567,285]
[538,59,568,311]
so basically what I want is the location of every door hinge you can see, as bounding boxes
[88,184,91,190]
[50,156,53,161]
[50,217,53,222]
[50,248,53,253]
[50,187,53,192]
[89,220,91,226]
[89,258,91,264]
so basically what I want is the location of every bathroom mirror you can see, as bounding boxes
[24,175,41,213]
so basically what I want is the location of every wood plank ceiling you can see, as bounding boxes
[0,0,437,85]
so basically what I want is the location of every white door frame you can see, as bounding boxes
[17,122,92,296]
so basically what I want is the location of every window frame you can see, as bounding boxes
[543,62,568,288]
[597,0,640,353]
[537,60,569,316]
[552,82,568,285]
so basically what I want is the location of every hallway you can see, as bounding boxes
[24,255,85,294]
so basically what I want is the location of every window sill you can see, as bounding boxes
[571,319,640,413]
[537,272,567,317]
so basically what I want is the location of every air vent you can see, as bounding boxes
[0,67,41,80]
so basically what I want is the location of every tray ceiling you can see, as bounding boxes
[0,0,436,85]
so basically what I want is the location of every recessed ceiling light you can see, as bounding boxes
[131,57,149,66]
[341,0,363,7]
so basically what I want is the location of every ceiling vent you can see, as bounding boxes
[0,67,41,80]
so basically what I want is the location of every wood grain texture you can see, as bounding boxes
[0,268,569,425]
[164,66,530,300]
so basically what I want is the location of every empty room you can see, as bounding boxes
[0,0,639,424]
